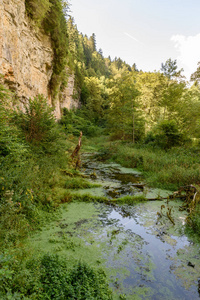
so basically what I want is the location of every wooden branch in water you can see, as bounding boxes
[167,211,175,225]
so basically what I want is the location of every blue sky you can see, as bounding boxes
[70,0,200,80]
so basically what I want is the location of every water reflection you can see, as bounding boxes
[98,203,198,299]
[80,154,200,299]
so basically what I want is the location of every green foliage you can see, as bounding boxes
[156,120,184,149]
[43,0,69,97]
[99,140,200,190]
[25,0,52,27]
[14,95,55,145]
[65,177,99,189]
[71,193,109,203]
[178,84,200,138]
[115,195,147,204]
[0,90,71,247]
[136,71,166,129]
[0,253,112,299]
[187,205,200,234]
[0,253,15,295]
[25,0,69,99]
[191,62,200,82]
[161,58,183,79]
[106,72,144,142]
[0,82,26,158]
[40,254,112,299]
[145,120,184,149]
[59,108,104,137]
[82,76,107,123]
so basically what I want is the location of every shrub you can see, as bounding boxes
[0,91,70,247]
[40,254,113,300]
[14,95,55,143]
[145,120,184,149]
[59,108,103,137]
[25,0,52,27]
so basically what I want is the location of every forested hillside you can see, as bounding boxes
[23,0,200,146]
[1,0,200,299]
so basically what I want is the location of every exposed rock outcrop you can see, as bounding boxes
[54,71,80,119]
[0,0,79,118]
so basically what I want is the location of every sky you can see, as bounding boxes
[70,0,200,81]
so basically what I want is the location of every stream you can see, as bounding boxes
[29,153,200,299]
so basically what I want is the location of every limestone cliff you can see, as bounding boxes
[0,0,79,118]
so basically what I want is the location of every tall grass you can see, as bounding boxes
[93,139,200,191]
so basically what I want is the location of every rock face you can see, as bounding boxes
[0,0,79,118]
[55,71,80,119]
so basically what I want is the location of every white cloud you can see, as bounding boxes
[171,33,200,80]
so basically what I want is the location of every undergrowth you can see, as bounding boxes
[0,94,73,248]
[65,177,100,190]
[93,139,200,191]
[0,253,113,299]
[0,85,114,298]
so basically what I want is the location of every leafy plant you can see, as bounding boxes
[59,108,104,137]
[14,95,55,144]
[25,0,52,27]
[40,254,113,299]
[0,90,71,247]
[145,120,184,149]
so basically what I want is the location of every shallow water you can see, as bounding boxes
[80,154,171,200]
[99,203,198,299]
[81,154,200,299]
[28,154,200,299]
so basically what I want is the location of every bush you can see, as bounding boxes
[25,0,52,27]
[14,95,55,143]
[59,108,103,137]
[0,253,113,299]
[13,95,68,155]
[145,120,185,149]
[0,92,70,247]
[40,254,112,300]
